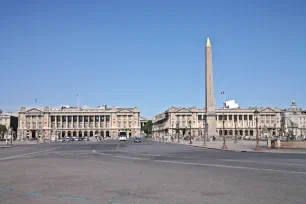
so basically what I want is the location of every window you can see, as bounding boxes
[218,115,222,120]
[229,115,232,120]
[239,115,242,120]
[244,115,247,120]
[249,115,252,120]
[198,115,202,120]
[234,115,237,121]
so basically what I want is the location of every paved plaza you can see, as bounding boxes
[1,139,306,204]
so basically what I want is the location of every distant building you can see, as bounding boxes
[281,101,306,137]
[18,105,141,140]
[140,116,148,129]
[0,112,18,131]
[0,112,18,140]
[152,106,281,140]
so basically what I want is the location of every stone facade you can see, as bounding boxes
[281,101,306,137]
[152,107,281,140]
[0,112,18,131]
[17,105,141,140]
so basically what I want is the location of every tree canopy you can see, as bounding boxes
[0,124,7,138]
[142,120,152,135]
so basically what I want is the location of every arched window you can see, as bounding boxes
[219,130,223,136]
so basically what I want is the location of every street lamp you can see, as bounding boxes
[189,120,192,144]
[254,108,261,150]
[221,113,227,149]
[176,122,180,143]
[234,119,238,143]
[8,128,13,146]
[203,118,207,146]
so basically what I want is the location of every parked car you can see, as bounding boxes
[64,137,71,142]
[58,138,64,142]
[243,136,251,140]
[72,136,79,141]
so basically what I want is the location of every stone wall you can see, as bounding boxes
[269,139,306,149]
[279,141,306,149]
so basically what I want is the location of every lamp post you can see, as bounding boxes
[8,128,12,146]
[234,119,238,143]
[176,122,180,143]
[254,108,261,151]
[203,119,207,146]
[189,120,192,144]
[172,123,174,142]
[221,113,227,149]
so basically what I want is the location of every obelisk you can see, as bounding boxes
[205,37,216,138]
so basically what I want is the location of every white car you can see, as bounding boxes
[119,136,127,141]
[73,136,79,141]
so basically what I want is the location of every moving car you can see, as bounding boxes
[119,136,127,141]
[134,137,142,143]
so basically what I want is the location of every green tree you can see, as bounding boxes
[142,120,152,135]
[0,124,7,139]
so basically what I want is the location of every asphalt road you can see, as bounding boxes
[1,139,306,204]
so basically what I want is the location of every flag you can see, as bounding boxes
[221,91,225,94]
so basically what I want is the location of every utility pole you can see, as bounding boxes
[176,122,180,143]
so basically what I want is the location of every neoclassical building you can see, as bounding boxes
[282,101,306,137]
[17,105,141,140]
[152,106,281,140]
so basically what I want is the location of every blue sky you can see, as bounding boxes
[1,0,306,118]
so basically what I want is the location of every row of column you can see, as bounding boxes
[216,114,255,128]
[51,115,110,129]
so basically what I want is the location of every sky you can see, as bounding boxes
[1,0,306,118]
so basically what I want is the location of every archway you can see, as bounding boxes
[79,131,82,137]
[106,131,110,137]
[129,132,132,137]
[224,130,228,136]
[73,131,77,136]
[239,130,243,136]
[95,131,99,136]
[219,130,223,136]
[235,130,238,135]
[62,131,66,137]
[250,130,254,136]
[84,131,88,137]
[245,130,248,136]
[101,131,104,138]
[229,130,233,136]
[68,131,71,137]
[90,131,93,137]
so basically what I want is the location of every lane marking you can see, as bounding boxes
[92,150,306,175]
[25,192,43,196]
[0,148,57,161]
[62,196,86,201]
[154,160,306,175]
[92,150,144,160]
[0,187,13,191]
[221,159,306,166]
[115,155,144,160]
[117,149,193,159]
